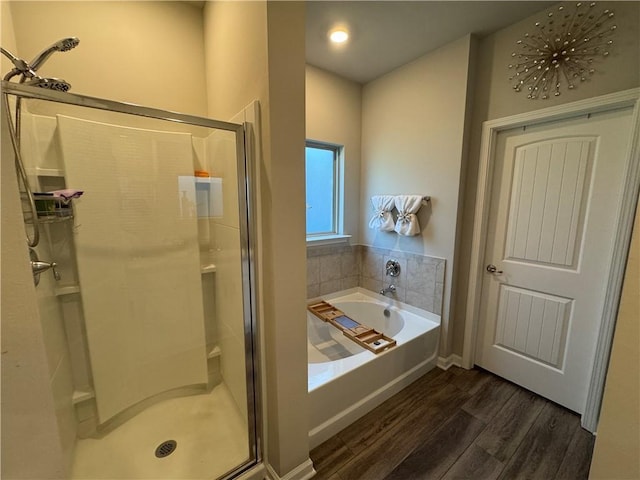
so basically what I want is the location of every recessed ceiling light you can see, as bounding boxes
[329,29,349,44]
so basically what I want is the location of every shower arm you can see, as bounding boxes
[1,47,37,82]
[2,92,40,247]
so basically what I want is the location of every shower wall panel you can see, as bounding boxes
[206,130,248,420]
[21,112,78,472]
[57,115,208,424]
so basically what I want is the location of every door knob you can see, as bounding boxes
[486,264,503,274]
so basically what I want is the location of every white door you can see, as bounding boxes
[475,107,634,415]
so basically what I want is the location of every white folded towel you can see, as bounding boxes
[394,195,423,236]
[368,195,396,231]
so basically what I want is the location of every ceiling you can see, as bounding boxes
[306,1,556,84]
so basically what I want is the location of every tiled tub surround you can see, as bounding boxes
[307,244,361,298]
[307,244,444,316]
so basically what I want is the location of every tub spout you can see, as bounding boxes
[380,284,396,296]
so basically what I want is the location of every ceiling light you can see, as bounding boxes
[329,29,349,44]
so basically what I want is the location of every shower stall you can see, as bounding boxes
[1,79,260,479]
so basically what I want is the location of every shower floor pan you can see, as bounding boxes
[71,383,248,479]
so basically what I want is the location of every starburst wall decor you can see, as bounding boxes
[509,2,617,99]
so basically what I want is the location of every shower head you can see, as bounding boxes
[23,76,71,92]
[58,37,80,52]
[29,37,79,72]
[2,38,78,90]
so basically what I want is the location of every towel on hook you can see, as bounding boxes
[368,195,395,231]
[394,195,423,236]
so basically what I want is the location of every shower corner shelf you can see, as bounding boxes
[55,285,80,296]
[207,345,221,359]
[33,214,74,224]
[72,389,95,405]
[201,264,217,274]
[32,193,75,223]
[26,167,65,177]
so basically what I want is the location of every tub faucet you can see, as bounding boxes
[380,284,396,296]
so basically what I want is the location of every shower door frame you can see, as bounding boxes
[2,81,262,480]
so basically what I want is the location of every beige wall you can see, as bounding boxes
[478,1,640,121]
[590,199,640,479]
[263,3,310,474]
[1,4,69,478]
[8,1,208,116]
[3,1,310,478]
[453,1,640,354]
[204,1,268,122]
[361,35,475,355]
[306,64,362,240]
[1,0,17,73]
[204,1,310,476]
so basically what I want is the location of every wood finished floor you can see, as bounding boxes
[310,366,595,480]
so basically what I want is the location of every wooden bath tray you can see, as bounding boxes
[307,300,396,354]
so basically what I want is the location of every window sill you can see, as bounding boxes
[306,234,352,247]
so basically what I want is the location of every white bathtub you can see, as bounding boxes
[308,288,440,448]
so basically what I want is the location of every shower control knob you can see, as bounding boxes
[385,259,401,277]
[29,248,61,285]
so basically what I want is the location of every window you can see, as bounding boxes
[305,141,340,237]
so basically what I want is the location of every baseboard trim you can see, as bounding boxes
[437,354,463,370]
[265,458,315,480]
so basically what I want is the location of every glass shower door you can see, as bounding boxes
[8,86,257,480]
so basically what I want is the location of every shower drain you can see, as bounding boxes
[155,440,177,458]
